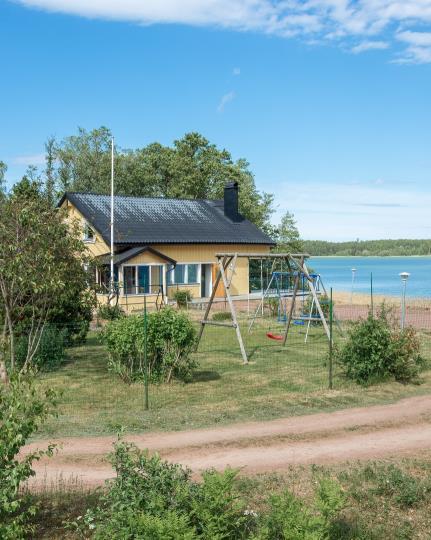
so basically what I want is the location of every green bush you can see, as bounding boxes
[212,311,232,322]
[70,440,347,540]
[303,294,331,320]
[147,307,197,383]
[336,305,424,385]
[264,297,279,318]
[97,303,125,321]
[254,477,345,540]
[14,324,67,372]
[173,289,193,308]
[70,440,252,540]
[0,376,57,539]
[103,307,197,383]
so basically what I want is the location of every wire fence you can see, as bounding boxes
[13,289,431,439]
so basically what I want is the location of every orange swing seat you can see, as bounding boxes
[266,332,283,341]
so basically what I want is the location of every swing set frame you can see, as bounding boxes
[195,252,330,364]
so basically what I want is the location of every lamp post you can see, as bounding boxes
[350,268,357,304]
[399,272,410,330]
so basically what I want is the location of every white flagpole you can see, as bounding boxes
[110,137,115,304]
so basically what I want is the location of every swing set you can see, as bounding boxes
[195,252,332,364]
[248,270,332,344]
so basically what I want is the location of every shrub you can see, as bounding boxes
[14,324,67,372]
[212,311,232,322]
[97,303,125,321]
[70,440,251,540]
[173,289,193,308]
[147,307,197,383]
[336,305,424,385]
[70,440,346,540]
[255,477,345,540]
[264,297,279,318]
[47,288,95,346]
[103,308,197,383]
[102,315,146,383]
[0,376,57,539]
[303,294,331,319]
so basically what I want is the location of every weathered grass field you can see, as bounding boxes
[29,455,431,539]
[36,317,431,439]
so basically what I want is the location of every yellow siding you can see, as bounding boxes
[64,200,271,302]
[167,284,201,299]
[61,200,110,257]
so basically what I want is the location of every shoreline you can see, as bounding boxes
[309,255,431,259]
[333,291,430,307]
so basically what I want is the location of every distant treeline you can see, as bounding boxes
[303,239,431,257]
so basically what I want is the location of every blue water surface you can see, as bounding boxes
[308,257,431,298]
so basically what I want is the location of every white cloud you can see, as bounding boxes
[233,67,241,75]
[351,40,389,53]
[12,153,45,166]
[217,91,235,112]
[12,0,431,63]
[395,30,431,63]
[274,180,431,240]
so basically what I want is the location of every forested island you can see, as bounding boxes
[303,239,431,257]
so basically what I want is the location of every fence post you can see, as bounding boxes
[144,294,149,411]
[329,287,333,390]
[370,272,374,317]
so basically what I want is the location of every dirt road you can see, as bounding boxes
[26,395,431,488]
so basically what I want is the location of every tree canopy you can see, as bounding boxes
[0,178,95,379]
[272,211,303,253]
[51,127,274,232]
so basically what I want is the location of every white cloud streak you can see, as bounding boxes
[12,153,45,166]
[12,0,431,63]
[351,40,389,53]
[217,91,235,112]
[274,180,431,240]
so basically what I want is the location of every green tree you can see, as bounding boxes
[0,160,7,197]
[54,128,274,231]
[274,211,303,253]
[0,179,95,378]
[44,136,57,205]
[0,375,57,539]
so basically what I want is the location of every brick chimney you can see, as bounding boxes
[224,182,243,222]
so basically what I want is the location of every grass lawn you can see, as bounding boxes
[35,317,431,440]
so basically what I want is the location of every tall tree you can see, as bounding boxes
[274,211,303,253]
[44,136,57,205]
[0,179,94,379]
[54,128,274,231]
[0,161,7,198]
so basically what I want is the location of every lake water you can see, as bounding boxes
[308,257,431,298]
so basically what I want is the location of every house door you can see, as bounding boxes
[200,264,213,298]
[212,263,225,298]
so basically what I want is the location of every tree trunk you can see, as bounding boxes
[0,360,8,384]
[4,305,14,372]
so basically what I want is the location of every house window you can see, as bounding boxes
[98,267,119,291]
[170,264,199,285]
[188,264,198,283]
[83,222,95,242]
[123,265,163,295]
[124,266,136,295]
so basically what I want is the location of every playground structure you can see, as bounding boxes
[248,270,331,344]
[195,252,331,364]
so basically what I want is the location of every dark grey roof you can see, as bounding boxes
[97,246,176,266]
[60,192,275,246]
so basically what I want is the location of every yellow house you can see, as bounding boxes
[59,182,274,312]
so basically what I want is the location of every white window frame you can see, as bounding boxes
[82,221,95,243]
[122,263,164,296]
[169,263,202,285]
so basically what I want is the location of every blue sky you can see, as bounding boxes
[1,0,431,241]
